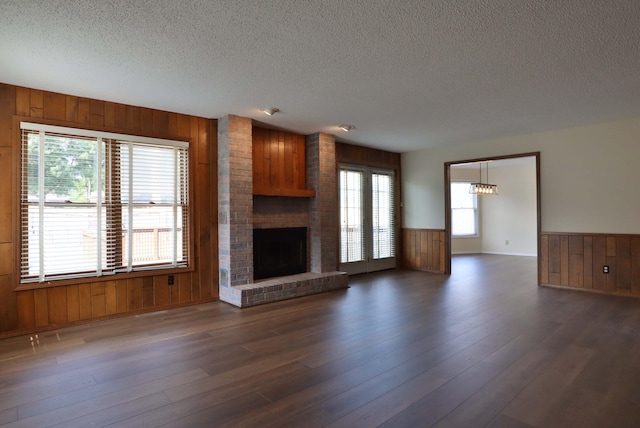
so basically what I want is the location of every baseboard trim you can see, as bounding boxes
[481,251,537,257]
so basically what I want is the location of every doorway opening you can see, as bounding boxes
[444,152,541,282]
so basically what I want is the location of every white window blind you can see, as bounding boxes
[339,168,365,263]
[20,122,190,283]
[371,170,395,259]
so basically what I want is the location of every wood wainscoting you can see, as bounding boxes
[540,232,640,296]
[402,228,446,273]
[0,84,218,337]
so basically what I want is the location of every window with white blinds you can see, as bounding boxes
[340,168,365,263]
[20,122,190,284]
[451,181,478,236]
[371,170,395,259]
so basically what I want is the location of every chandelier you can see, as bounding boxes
[469,162,498,195]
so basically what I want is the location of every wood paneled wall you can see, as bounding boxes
[336,142,401,169]
[540,232,640,296]
[0,84,218,337]
[402,229,446,273]
[252,127,314,197]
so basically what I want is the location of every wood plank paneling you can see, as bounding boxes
[177,114,191,139]
[77,97,91,123]
[128,278,143,311]
[155,275,170,307]
[67,285,80,322]
[29,89,44,118]
[196,116,208,164]
[0,275,18,332]
[78,283,92,320]
[65,95,78,122]
[540,235,549,284]
[616,237,631,290]
[104,102,115,128]
[195,131,212,299]
[16,291,35,329]
[105,281,117,315]
[560,236,569,286]
[336,142,401,169]
[0,149,11,243]
[583,236,593,289]
[179,272,192,303]
[114,103,127,128]
[568,255,583,288]
[541,233,640,298]
[116,279,128,313]
[140,107,153,133]
[606,254,617,292]
[592,236,607,291]
[43,92,66,121]
[632,237,640,295]
[89,99,104,126]
[47,286,68,324]
[206,119,218,299]
[170,275,180,304]
[126,105,141,130]
[152,110,169,135]
[402,228,446,273]
[15,86,30,116]
[548,235,560,274]
[0,84,16,147]
[568,235,583,255]
[91,282,106,317]
[252,127,314,197]
[142,277,154,308]
[33,289,48,327]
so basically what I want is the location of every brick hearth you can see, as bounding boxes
[217,116,348,307]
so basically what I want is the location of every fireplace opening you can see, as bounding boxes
[253,227,307,280]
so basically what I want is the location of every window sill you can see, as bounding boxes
[14,265,195,291]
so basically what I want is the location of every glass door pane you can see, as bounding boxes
[372,171,395,260]
[340,168,365,264]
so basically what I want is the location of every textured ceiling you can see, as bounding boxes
[2,0,640,152]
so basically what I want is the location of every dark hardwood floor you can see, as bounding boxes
[2,254,640,427]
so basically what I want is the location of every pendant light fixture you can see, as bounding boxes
[469,162,499,195]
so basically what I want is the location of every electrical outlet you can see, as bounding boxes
[168,275,175,285]
[603,266,609,274]
[505,240,509,246]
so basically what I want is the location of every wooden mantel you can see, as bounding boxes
[252,127,316,198]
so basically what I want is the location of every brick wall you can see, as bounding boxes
[253,196,309,229]
[218,115,253,300]
[307,133,339,273]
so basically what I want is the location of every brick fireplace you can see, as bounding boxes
[217,115,348,307]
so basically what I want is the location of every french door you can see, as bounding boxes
[339,165,396,275]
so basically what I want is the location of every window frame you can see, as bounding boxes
[451,180,479,238]
[14,119,195,289]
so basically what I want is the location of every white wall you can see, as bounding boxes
[402,116,640,234]
[481,162,537,256]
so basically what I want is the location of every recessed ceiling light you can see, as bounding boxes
[260,108,280,116]
[338,125,354,132]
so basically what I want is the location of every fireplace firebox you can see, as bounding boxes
[253,227,307,280]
